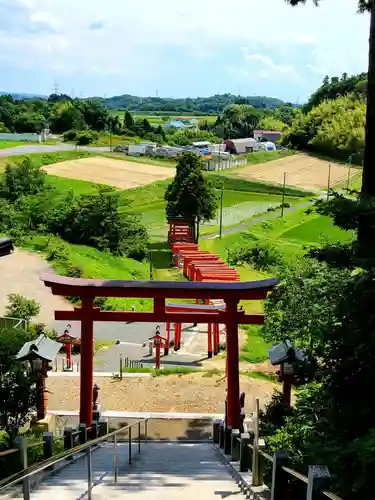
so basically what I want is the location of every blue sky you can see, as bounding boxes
[0,0,370,102]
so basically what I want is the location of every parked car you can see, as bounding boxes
[113,146,128,153]
[0,237,14,256]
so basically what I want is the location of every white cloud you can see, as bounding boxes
[0,0,371,98]
[242,50,301,82]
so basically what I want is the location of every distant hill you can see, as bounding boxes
[92,93,286,113]
[0,91,47,100]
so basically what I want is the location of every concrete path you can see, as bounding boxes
[27,442,240,499]
[0,250,73,325]
[0,144,110,156]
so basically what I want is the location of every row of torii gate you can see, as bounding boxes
[42,219,277,430]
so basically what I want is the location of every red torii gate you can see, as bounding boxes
[42,275,277,430]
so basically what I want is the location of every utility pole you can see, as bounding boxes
[149,251,153,280]
[281,172,286,218]
[327,163,332,201]
[347,155,353,189]
[219,184,224,238]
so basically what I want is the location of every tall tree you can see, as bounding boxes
[284,0,374,257]
[165,152,218,243]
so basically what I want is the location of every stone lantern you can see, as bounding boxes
[16,334,61,421]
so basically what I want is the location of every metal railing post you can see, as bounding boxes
[15,436,30,500]
[128,427,132,464]
[87,445,92,500]
[145,419,148,443]
[252,398,261,486]
[113,434,118,483]
[138,422,141,453]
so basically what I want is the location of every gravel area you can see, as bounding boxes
[0,250,72,325]
[46,373,278,414]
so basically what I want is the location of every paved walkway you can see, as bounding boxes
[26,442,240,499]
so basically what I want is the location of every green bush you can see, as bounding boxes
[5,294,40,322]
[46,240,70,261]
[76,131,94,145]
[62,129,78,142]
[227,241,283,272]
[1,157,46,202]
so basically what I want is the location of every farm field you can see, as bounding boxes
[109,109,217,125]
[42,156,175,189]
[232,153,357,191]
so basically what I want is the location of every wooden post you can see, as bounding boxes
[15,436,30,500]
[165,322,170,356]
[231,429,240,461]
[36,372,46,420]
[306,465,331,500]
[207,323,213,358]
[80,297,94,427]
[225,299,240,429]
[213,323,219,355]
[271,450,290,500]
[78,423,87,444]
[155,342,161,369]
[43,432,53,460]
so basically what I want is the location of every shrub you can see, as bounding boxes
[62,129,78,142]
[46,240,70,262]
[5,294,40,322]
[1,157,46,202]
[227,241,283,272]
[76,131,94,145]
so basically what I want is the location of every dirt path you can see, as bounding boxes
[0,250,72,326]
[47,373,278,413]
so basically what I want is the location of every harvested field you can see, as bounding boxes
[42,156,175,189]
[47,373,278,414]
[234,153,358,191]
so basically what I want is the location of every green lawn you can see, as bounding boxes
[0,140,26,149]
[20,234,154,312]
[280,215,353,244]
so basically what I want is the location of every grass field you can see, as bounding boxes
[108,110,217,125]
[233,152,358,192]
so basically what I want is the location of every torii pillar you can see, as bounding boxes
[80,298,94,426]
[225,298,240,430]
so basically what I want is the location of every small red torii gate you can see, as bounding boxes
[42,275,277,430]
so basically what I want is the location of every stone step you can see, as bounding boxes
[23,442,242,499]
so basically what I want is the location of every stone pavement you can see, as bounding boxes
[25,442,241,499]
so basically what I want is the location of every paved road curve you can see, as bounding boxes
[24,442,240,500]
[0,144,110,156]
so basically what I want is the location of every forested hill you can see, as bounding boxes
[303,72,367,112]
[282,72,366,164]
[94,93,286,112]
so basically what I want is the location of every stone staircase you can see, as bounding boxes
[24,442,242,499]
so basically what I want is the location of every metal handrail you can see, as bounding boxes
[282,466,308,484]
[0,448,18,457]
[323,490,343,500]
[0,418,148,499]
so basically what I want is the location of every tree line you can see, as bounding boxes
[95,93,286,112]
[282,73,367,163]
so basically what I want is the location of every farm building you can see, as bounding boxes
[224,138,258,154]
[254,129,282,142]
[163,120,187,130]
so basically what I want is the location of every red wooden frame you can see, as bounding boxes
[42,274,277,429]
